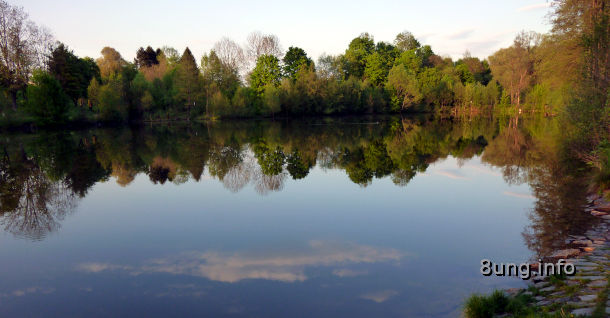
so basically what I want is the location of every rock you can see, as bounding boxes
[578,294,597,302]
[540,286,555,293]
[550,249,581,259]
[535,296,544,301]
[569,235,587,240]
[537,300,553,306]
[571,308,594,316]
[577,267,598,273]
[581,247,595,252]
[601,215,610,220]
[594,203,610,212]
[577,275,606,281]
[532,276,545,283]
[592,210,608,216]
[588,280,607,288]
[573,240,594,246]
[587,194,601,202]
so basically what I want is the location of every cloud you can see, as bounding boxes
[360,290,399,303]
[332,268,368,277]
[77,241,404,283]
[76,263,132,273]
[446,29,475,40]
[2,287,55,298]
[517,3,552,12]
[436,170,469,180]
[502,191,535,199]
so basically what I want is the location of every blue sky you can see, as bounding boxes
[15,0,554,62]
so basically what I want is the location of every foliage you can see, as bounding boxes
[249,54,282,95]
[135,46,160,68]
[344,33,375,79]
[386,65,421,111]
[283,46,312,80]
[24,70,72,125]
[48,43,100,103]
[394,31,420,52]
[97,74,128,122]
[96,47,127,80]
[202,50,240,98]
[174,47,202,112]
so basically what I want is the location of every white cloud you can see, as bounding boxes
[517,3,552,12]
[332,269,368,277]
[77,241,404,283]
[361,290,399,303]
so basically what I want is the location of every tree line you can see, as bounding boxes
[1,0,605,126]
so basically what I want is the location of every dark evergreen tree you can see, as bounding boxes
[135,46,160,68]
[48,43,100,103]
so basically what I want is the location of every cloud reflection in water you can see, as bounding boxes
[77,241,404,283]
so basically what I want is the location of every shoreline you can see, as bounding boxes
[503,193,610,316]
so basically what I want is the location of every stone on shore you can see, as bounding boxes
[578,294,597,302]
[550,249,581,259]
[571,308,594,316]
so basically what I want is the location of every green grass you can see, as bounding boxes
[464,290,536,318]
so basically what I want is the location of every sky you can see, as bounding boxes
[14,0,555,63]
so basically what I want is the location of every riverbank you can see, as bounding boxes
[474,193,610,317]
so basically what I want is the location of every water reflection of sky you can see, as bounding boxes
[0,155,533,317]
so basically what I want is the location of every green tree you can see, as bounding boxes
[262,84,282,117]
[98,74,128,122]
[282,46,312,79]
[386,65,422,111]
[344,33,375,78]
[364,52,386,85]
[488,40,534,106]
[87,78,100,107]
[394,49,424,73]
[455,63,475,84]
[48,43,100,104]
[201,50,240,98]
[249,54,282,95]
[362,42,397,86]
[174,47,202,114]
[24,70,72,125]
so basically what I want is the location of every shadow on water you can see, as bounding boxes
[0,115,598,255]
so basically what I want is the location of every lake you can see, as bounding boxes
[0,116,596,317]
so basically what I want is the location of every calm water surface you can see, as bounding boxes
[0,116,596,317]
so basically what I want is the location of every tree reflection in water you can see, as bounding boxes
[0,116,599,256]
[0,146,79,240]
